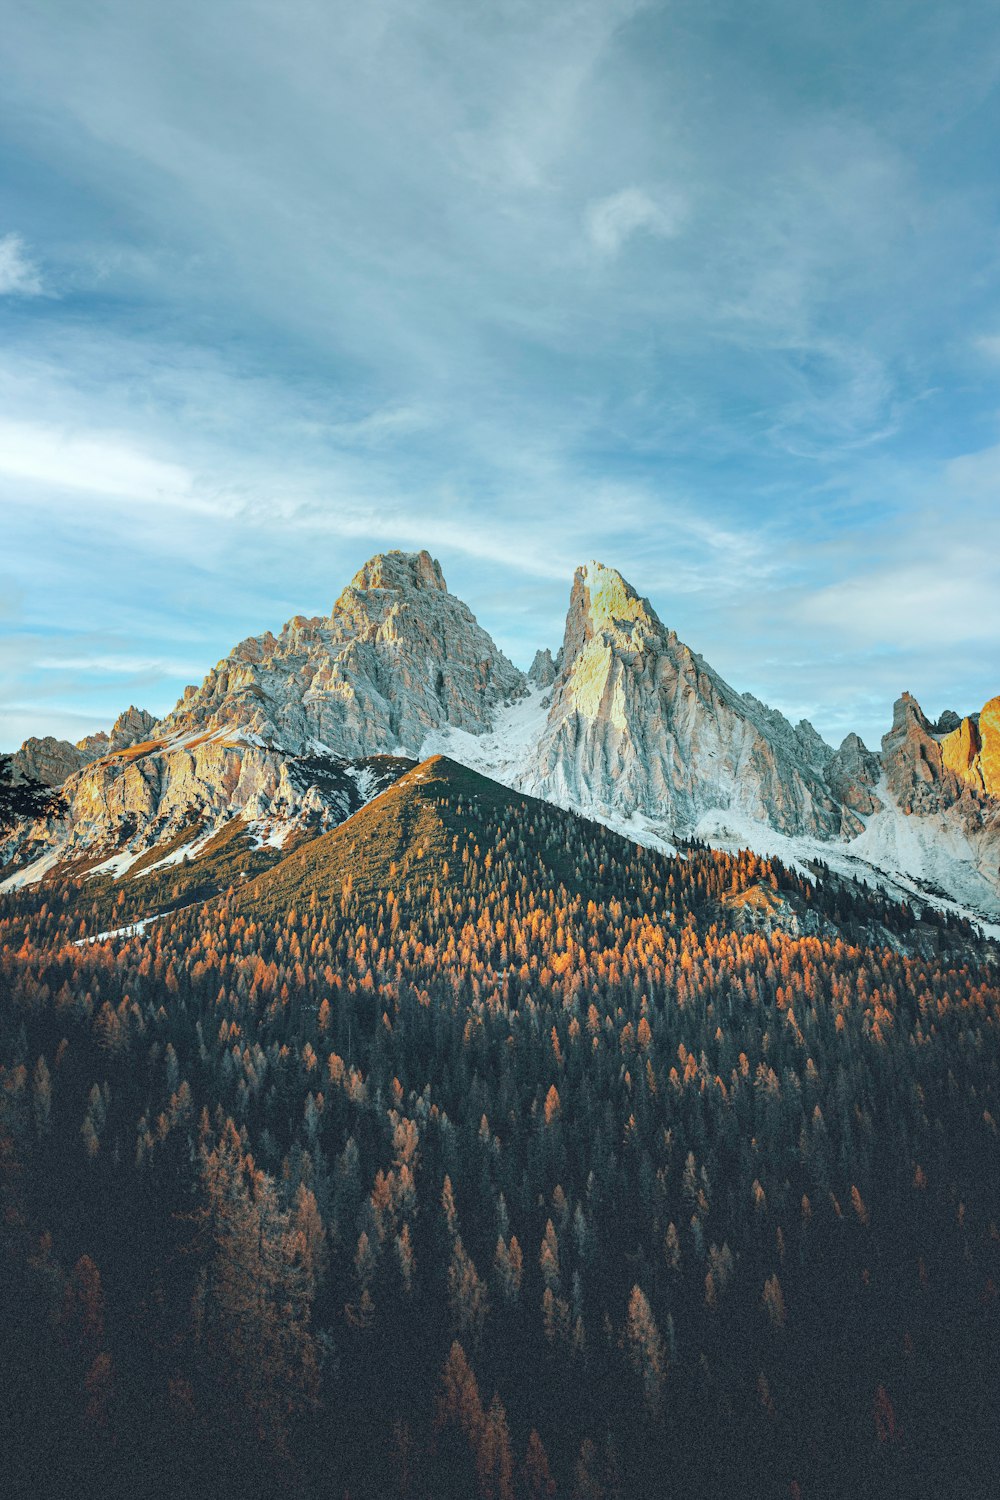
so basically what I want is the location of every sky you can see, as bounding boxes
[2,0,1000,752]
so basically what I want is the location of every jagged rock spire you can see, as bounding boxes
[524,559,842,839]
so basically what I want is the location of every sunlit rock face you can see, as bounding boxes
[882,693,953,810]
[61,737,291,846]
[880,692,996,814]
[854,691,1000,917]
[107,706,157,751]
[157,549,525,756]
[13,737,97,788]
[12,706,158,787]
[521,561,843,838]
[981,698,1000,798]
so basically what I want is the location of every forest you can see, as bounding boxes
[1,758,998,1499]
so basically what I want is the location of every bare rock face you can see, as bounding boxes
[939,716,981,789]
[521,561,842,838]
[12,706,157,788]
[108,706,157,751]
[978,697,1000,798]
[527,649,559,688]
[2,553,524,878]
[157,549,525,756]
[847,691,1000,917]
[12,737,96,788]
[717,882,838,941]
[826,732,883,827]
[882,692,973,813]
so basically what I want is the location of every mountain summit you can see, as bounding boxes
[160,549,524,756]
[344,547,448,596]
[523,560,842,840]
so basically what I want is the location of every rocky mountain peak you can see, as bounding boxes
[522,559,842,839]
[344,549,447,600]
[108,706,156,750]
[881,691,972,813]
[12,705,158,788]
[527,648,559,688]
[562,561,659,667]
[152,548,524,759]
[891,691,933,736]
[826,731,883,825]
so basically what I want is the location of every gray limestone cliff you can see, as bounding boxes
[157,549,524,755]
[520,561,842,838]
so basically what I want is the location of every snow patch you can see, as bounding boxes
[246,819,296,851]
[86,848,146,880]
[137,829,216,875]
[74,912,166,946]
[421,686,550,791]
[0,847,65,892]
[344,763,379,805]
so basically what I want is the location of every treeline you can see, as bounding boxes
[1,801,999,1498]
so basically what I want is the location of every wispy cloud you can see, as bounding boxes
[585,187,685,258]
[0,233,43,296]
[0,419,202,506]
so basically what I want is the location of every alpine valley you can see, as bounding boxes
[4,549,1000,930]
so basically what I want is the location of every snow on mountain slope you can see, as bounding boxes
[420,684,550,788]
[421,686,680,854]
[844,777,1000,918]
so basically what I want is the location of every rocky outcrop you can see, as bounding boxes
[880,692,987,814]
[527,649,559,688]
[717,882,838,941]
[12,737,95,788]
[157,550,525,756]
[826,732,883,828]
[521,561,843,838]
[883,693,945,811]
[977,697,1000,798]
[108,706,157,751]
[939,716,981,790]
[12,706,157,788]
[833,691,1000,918]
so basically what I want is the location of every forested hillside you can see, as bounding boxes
[1,759,998,1498]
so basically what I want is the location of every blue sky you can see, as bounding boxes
[2,0,1000,751]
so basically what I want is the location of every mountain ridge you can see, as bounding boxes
[4,548,1000,924]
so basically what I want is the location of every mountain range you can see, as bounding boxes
[4,548,1000,923]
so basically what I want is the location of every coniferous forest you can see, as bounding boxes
[2,759,999,1499]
